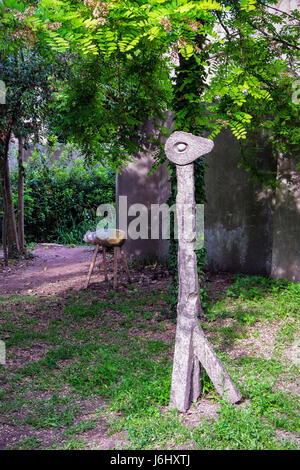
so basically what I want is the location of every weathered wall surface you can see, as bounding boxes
[116,125,299,281]
[271,156,300,282]
[116,116,172,260]
[204,130,276,275]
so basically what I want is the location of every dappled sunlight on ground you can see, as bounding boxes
[0,249,299,450]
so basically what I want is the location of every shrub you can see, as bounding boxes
[1,150,115,245]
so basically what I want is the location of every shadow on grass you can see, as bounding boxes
[0,270,299,450]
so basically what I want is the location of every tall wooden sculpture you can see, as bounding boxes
[165,131,242,412]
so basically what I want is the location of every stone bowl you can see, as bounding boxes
[83,229,126,248]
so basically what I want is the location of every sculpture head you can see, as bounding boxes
[165,131,214,165]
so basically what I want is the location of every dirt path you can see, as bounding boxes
[0,244,102,296]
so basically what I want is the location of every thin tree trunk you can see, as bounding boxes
[4,151,19,257]
[0,139,6,264]
[0,128,20,258]
[17,136,25,253]
[2,194,8,266]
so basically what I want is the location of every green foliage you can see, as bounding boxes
[61,419,98,438]
[62,438,86,450]
[0,47,66,144]
[193,401,295,450]
[226,275,290,300]
[23,394,81,429]
[50,53,173,167]
[276,321,297,344]
[122,411,190,450]
[207,275,300,323]
[1,274,299,450]
[2,0,299,177]
[2,150,115,244]
[6,437,44,450]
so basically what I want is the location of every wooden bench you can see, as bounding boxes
[84,229,131,289]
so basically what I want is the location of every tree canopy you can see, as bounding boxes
[0,0,299,168]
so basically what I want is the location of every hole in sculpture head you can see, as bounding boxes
[174,142,188,152]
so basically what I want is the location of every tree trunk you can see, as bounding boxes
[0,128,20,258]
[17,136,25,253]
[2,193,8,266]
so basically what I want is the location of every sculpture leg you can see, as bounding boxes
[190,356,202,403]
[169,244,200,412]
[169,314,195,412]
[192,322,242,404]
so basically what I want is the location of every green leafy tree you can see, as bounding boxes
[1,1,299,166]
[0,44,66,257]
[49,51,172,167]
[1,0,299,258]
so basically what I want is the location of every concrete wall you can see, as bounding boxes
[271,155,300,281]
[204,130,277,275]
[116,116,172,261]
[116,127,299,282]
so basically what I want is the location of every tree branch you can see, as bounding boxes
[263,4,300,22]
[215,11,232,42]
[246,19,300,51]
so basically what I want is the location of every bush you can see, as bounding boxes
[1,150,115,245]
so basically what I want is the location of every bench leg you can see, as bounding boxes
[102,246,108,281]
[85,244,99,289]
[113,246,118,289]
[120,246,131,283]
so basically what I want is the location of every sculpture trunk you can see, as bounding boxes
[166,131,242,413]
[170,164,202,411]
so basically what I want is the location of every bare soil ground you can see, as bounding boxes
[0,244,97,296]
[0,243,169,297]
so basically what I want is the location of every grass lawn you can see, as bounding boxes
[0,270,299,450]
